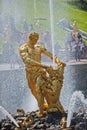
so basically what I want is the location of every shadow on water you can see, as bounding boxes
[66,0,87,11]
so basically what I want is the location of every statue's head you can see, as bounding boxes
[29,32,39,41]
[28,32,39,45]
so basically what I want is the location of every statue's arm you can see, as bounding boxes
[19,44,30,63]
[41,46,65,66]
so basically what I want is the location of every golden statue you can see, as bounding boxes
[72,21,78,42]
[19,32,66,115]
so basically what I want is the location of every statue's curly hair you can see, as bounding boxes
[29,32,39,40]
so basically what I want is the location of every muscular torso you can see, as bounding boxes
[27,45,42,62]
[20,43,44,63]
[20,43,50,81]
[20,42,53,65]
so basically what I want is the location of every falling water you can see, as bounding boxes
[0,106,19,127]
[49,0,55,68]
[67,91,87,127]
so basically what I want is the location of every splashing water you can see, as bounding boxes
[49,0,55,68]
[0,106,19,127]
[67,91,87,127]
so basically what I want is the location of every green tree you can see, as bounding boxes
[80,0,84,2]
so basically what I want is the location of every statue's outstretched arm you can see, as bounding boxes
[42,48,66,67]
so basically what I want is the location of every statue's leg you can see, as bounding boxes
[26,70,37,100]
[28,79,37,99]
[36,77,45,114]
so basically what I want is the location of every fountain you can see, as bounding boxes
[0,106,19,127]
[67,91,87,127]
[49,0,55,67]
[0,0,87,130]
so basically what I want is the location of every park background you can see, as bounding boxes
[0,0,87,53]
[0,0,87,116]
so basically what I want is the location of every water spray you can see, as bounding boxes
[67,91,87,127]
[0,106,19,127]
[49,0,55,68]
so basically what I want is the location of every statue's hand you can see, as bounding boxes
[55,57,60,65]
[55,57,66,67]
[25,57,36,66]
